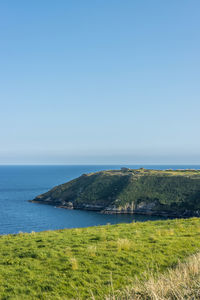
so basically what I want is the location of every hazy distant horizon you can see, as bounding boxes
[1,150,200,165]
[0,154,200,166]
[1,151,200,166]
[1,164,200,166]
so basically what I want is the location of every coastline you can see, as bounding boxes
[30,200,200,218]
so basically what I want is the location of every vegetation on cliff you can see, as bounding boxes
[0,218,200,299]
[33,168,200,217]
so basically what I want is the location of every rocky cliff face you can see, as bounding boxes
[31,168,200,217]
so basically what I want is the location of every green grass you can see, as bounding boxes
[0,218,200,299]
[107,252,200,299]
[33,169,200,215]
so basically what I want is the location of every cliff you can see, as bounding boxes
[31,168,200,217]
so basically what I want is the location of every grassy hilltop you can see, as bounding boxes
[33,168,200,217]
[0,218,200,299]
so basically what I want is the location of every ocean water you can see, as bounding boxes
[0,165,199,235]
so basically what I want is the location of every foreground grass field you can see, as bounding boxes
[0,218,200,299]
[107,252,200,299]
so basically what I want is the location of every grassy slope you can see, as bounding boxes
[0,218,200,299]
[34,169,200,213]
[107,252,200,300]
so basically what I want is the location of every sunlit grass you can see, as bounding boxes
[0,218,200,299]
[117,238,131,251]
[107,252,200,300]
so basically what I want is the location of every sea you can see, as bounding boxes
[0,164,199,235]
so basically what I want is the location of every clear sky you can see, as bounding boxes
[0,0,200,165]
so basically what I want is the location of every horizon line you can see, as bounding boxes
[0,163,200,166]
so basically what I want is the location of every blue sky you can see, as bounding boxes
[0,0,200,164]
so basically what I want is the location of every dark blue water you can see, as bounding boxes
[0,165,199,235]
